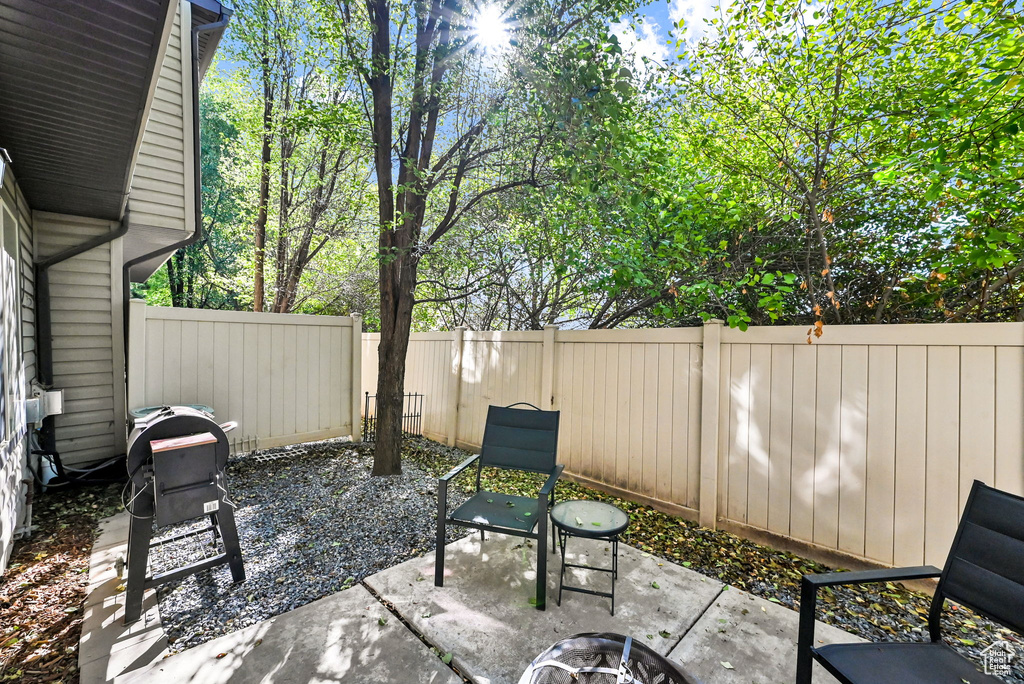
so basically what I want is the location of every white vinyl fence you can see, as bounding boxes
[129,300,361,453]
[364,322,1024,569]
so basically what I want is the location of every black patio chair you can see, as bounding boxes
[796,480,1024,684]
[435,402,563,610]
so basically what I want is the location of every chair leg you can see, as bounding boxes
[435,482,447,587]
[537,513,548,610]
[795,577,817,684]
[480,529,485,542]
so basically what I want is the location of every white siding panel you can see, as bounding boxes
[128,2,190,238]
[33,212,119,466]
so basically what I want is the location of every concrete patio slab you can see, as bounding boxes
[112,584,462,684]
[365,532,725,684]
[668,586,865,684]
[79,511,169,684]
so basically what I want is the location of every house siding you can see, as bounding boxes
[0,167,33,568]
[128,1,194,237]
[33,213,126,467]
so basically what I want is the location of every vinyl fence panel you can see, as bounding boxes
[130,301,360,453]
[371,320,1024,570]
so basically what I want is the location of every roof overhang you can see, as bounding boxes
[0,0,176,220]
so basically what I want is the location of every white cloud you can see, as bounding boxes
[669,0,722,40]
[611,17,670,78]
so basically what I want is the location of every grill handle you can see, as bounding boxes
[219,421,238,433]
[159,478,215,497]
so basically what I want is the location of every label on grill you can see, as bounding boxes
[203,500,220,514]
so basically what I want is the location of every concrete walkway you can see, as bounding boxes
[81,515,861,683]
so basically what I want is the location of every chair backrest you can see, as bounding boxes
[931,480,1024,637]
[479,403,560,474]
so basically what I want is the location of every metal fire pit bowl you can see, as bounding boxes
[518,633,700,684]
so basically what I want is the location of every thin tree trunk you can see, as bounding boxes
[167,252,182,307]
[253,40,273,313]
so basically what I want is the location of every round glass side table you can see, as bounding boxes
[549,500,630,615]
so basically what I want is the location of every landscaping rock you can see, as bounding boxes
[154,440,468,653]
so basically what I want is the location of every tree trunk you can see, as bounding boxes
[167,251,183,307]
[253,42,273,313]
[373,282,415,476]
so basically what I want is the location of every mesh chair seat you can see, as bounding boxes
[797,481,1024,684]
[436,403,562,610]
[815,642,1004,684]
[450,492,541,533]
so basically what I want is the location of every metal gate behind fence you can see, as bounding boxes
[362,392,424,442]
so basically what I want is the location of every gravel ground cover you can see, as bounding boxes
[154,439,469,652]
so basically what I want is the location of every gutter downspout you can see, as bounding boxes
[121,9,232,393]
[35,214,131,475]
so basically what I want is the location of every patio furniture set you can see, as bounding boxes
[435,402,1024,684]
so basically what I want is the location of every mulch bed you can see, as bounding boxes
[0,485,121,684]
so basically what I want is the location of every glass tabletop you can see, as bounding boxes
[550,500,629,538]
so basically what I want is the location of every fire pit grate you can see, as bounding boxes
[518,633,699,684]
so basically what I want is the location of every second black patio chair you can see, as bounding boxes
[435,402,562,610]
[796,479,1024,684]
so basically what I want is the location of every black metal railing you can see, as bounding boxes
[362,392,424,442]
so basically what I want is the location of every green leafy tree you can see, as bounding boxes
[323,0,638,474]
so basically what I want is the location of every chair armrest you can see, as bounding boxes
[803,565,941,588]
[796,565,941,684]
[539,465,564,497]
[440,454,479,482]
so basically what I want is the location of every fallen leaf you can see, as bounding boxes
[378,617,388,626]
[721,661,734,670]
[441,652,453,665]
[652,581,660,589]
[659,630,671,638]
[216,653,227,659]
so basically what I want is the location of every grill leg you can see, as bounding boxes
[124,505,153,625]
[212,496,245,583]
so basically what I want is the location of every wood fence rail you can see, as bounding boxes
[363,321,1024,569]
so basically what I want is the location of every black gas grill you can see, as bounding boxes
[123,406,245,624]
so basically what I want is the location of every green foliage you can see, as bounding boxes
[554,0,1024,328]
[137,90,250,308]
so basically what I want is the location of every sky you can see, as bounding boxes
[613,0,722,72]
